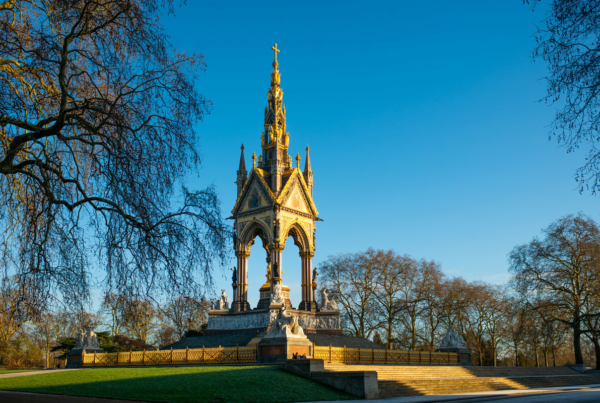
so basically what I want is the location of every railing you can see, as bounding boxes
[82,345,257,367]
[81,344,458,367]
[314,345,459,365]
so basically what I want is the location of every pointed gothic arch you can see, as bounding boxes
[239,219,272,252]
[282,220,311,253]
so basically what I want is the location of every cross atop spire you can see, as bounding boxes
[272,43,280,69]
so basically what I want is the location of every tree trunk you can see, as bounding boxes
[535,348,539,367]
[387,320,393,350]
[590,334,600,370]
[543,349,548,367]
[573,323,584,365]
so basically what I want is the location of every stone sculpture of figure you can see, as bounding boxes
[75,329,85,348]
[273,219,280,240]
[266,306,306,338]
[218,289,229,310]
[76,326,100,349]
[231,267,237,284]
[271,281,285,305]
[273,262,281,279]
[312,267,318,284]
[320,288,339,311]
[439,324,467,349]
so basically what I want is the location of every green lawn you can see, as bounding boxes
[0,365,356,402]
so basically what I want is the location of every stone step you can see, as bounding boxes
[378,375,600,397]
[324,364,579,379]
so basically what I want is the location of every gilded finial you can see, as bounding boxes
[306,145,310,152]
[296,153,301,169]
[272,43,280,69]
[252,152,257,168]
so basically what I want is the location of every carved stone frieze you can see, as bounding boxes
[208,310,341,331]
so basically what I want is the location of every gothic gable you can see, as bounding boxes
[278,171,318,216]
[232,169,275,215]
[283,183,309,213]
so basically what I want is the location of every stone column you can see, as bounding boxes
[232,250,251,312]
[270,244,283,308]
[299,251,317,311]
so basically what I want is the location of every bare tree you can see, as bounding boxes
[505,301,527,366]
[510,213,600,365]
[528,0,600,193]
[0,276,39,360]
[396,259,441,351]
[161,296,209,340]
[33,312,60,368]
[123,298,158,343]
[100,293,128,337]
[481,285,508,367]
[0,0,231,308]
[320,249,380,338]
[370,250,411,349]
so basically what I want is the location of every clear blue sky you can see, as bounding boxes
[160,1,599,307]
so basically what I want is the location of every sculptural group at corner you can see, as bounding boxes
[319,288,339,311]
[439,324,467,349]
[265,306,306,339]
[75,326,100,349]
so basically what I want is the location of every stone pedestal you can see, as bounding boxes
[66,348,105,368]
[231,301,252,312]
[298,301,318,312]
[436,347,472,366]
[257,336,314,363]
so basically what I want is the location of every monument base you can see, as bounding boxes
[66,348,105,368]
[298,301,318,312]
[231,301,252,312]
[257,336,313,363]
[436,347,472,366]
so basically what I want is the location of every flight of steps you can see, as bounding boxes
[324,364,600,398]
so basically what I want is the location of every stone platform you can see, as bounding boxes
[163,332,385,351]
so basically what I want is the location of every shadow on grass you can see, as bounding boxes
[0,365,357,403]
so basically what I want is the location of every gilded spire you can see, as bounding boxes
[261,44,287,153]
[261,44,291,193]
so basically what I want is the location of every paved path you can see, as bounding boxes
[0,390,153,403]
[304,384,600,403]
[0,369,81,379]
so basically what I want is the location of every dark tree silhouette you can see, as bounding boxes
[529,0,600,193]
[0,0,231,307]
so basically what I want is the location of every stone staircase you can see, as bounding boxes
[324,364,600,397]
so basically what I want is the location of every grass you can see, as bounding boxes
[0,365,356,402]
